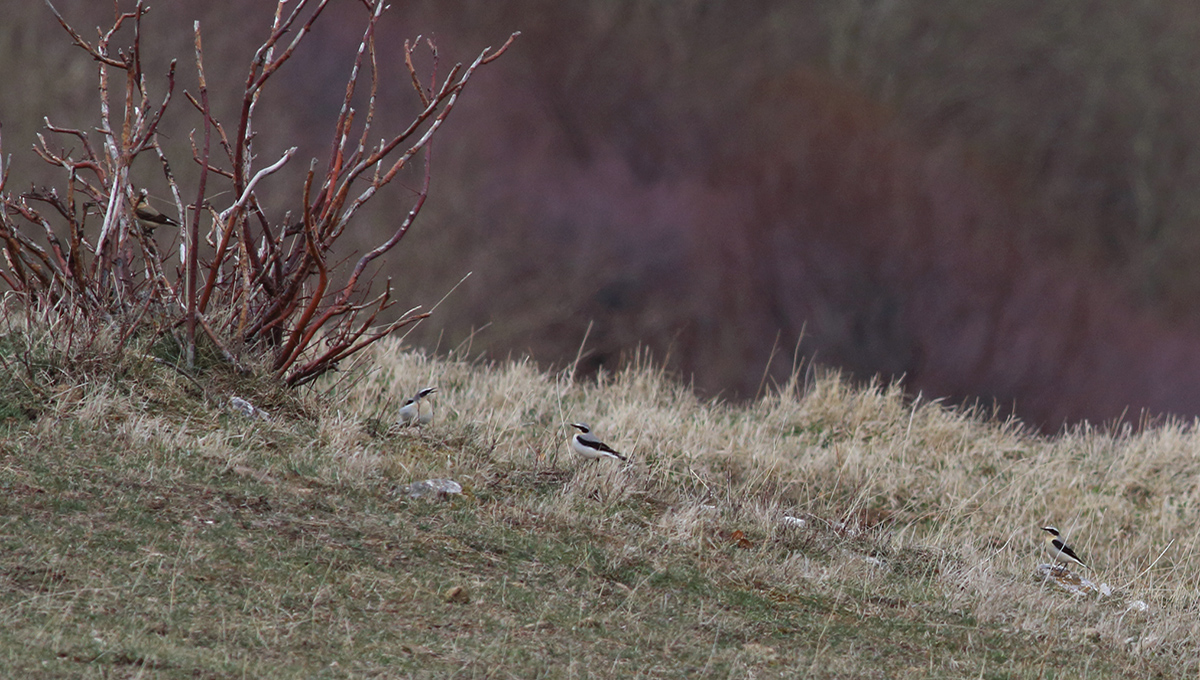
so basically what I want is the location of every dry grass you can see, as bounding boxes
[0,319,1195,676]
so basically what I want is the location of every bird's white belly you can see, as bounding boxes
[397,403,418,425]
[571,437,602,459]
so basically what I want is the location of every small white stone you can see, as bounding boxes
[1126,600,1149,612]
[403,478,463,499]
[230,396,268,421]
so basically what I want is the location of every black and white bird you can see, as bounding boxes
[133,189,180,234]
[397,387,437,426]
[569,422,627,462]
[1041,526,1089,571]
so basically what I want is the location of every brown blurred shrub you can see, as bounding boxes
[8,0,1200,424]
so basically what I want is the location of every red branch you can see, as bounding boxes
[3,1,515,386]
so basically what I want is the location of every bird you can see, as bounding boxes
[1041,526,1089,571]
[133,189,180,233]
[397,387,436,426]
[569,422,627,462]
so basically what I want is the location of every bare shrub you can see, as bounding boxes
[0,0,515,385]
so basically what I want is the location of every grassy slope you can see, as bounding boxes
[0,330,1191,678]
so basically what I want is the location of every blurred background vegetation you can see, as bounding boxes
[6,0,1200,428]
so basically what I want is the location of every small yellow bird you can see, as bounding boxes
[1041,526,1089,571]
[133,189,179,233]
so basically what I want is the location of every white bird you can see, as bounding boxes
[1041,526,1089,571]
[397,387,436,426]
[569,422,627,462]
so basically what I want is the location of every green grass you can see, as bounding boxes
[0,328,1188,677]
[0,443,1130,679]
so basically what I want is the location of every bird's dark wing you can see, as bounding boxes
[581,435,626,460]
[1053,538,1086,565]
[135,206,179,227]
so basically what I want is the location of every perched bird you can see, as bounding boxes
[569,422,627,462]
[1042,526,1089,571]
[133,189,180,233]
[397,387,436,426]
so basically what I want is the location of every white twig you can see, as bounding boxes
[219,146,297,222]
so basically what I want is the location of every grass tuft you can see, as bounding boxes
[0,324,1194,675]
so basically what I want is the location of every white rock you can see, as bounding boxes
[230,396,268,421]
[403,478,463,499]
